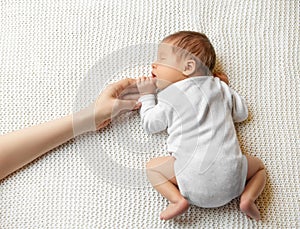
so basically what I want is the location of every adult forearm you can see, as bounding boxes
[0,114,75,181]
[0,78,141,181]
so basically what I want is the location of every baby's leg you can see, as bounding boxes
[240,155,266,221]
[146,156,189,220]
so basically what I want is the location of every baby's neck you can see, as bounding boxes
[188,72,209,78]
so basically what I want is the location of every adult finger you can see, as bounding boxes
[119,93,141,100]
[119,84,140,97]
[111,100,141,117]
[112,78,137,96]
[96,119,111,130]
[140,76,147,82]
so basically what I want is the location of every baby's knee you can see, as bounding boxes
[145,159,159,179]
[145,159,156,170]
[248,155,266,171]
[256,158,265,171]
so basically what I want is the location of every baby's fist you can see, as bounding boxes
[137,76,157,95]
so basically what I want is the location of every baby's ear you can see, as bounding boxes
[182,59,196,76]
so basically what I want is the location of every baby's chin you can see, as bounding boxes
[156,80,172,90]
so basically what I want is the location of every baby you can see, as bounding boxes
[137,31,266,221]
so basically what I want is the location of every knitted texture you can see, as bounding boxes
[0,0,299,228]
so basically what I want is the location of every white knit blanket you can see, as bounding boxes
[0,1,299,228]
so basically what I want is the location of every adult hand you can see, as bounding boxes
[73,78,141,135]
[94,78,142,129]
[0,78,141,181]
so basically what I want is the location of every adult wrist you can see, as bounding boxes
[72,103,97,136]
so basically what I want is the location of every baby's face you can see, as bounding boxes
[151,43,187,90]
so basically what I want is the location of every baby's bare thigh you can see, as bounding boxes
[146,156,177,185]
[245,155,265,180]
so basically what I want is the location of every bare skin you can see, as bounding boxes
[0,78,141,181]
[146,156,189,220]
[240,155,266,221]
[137,46,266,220]
[146,154,266,221]
[136,51,264,220]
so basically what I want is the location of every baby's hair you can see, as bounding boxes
[162,31,216,75]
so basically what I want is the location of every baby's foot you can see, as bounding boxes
[160,197,189,220]
[240,199,261,221]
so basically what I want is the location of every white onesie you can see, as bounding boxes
[139,76,248,208]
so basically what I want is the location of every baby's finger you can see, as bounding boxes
[142,76,149,81]
[151,77,157,85]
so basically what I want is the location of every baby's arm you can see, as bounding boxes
[230,88,248,122]
[137,77,168,134]
[139,95,168,134]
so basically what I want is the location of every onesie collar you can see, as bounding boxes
[157,75,213,98]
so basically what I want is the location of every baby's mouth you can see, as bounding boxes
[151,72,157,78]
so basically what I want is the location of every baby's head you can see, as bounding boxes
[152,31,216,89]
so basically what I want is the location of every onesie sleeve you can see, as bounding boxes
[230,88,248,122]
[138,94,168,134]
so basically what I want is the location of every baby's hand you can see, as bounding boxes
[137,76,157,95]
